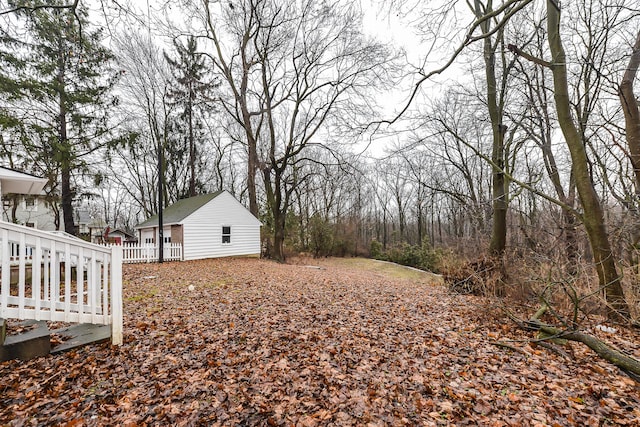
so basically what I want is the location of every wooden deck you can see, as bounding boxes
[0,320,50,361]
[0,221,123,345]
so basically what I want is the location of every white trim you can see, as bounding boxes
[222,225,231,245]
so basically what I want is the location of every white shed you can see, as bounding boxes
[135,191,261,260]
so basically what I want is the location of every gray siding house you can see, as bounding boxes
[1,193,59,231]
[135,191,261,260]
[0,166,53,230]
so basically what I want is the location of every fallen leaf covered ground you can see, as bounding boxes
[1,257,639,426]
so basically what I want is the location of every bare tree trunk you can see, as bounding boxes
[473,0,508,257]
[396,192,406,242]
[489,124,508,255]
[10,194,18,223]
[263,167,286,262]
[61,166,75,235]
[205,1,260,217]
[547,0,628,319]
[417,204,424,244]
[619,30,640,197]
[273,210,285,261]
[247,139,259,217]
[543,127,578,271]
[383,209,388,250]
[618,30,640,288]
[188,103,196,197]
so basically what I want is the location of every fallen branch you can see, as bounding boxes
[532,321,640,382]
[505,304,640,381]
[530,303,549,322]
[523,319,640,381]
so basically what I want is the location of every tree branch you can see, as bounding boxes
[0,0,79,16]
[507,43,553,68]
[371,0,534,128]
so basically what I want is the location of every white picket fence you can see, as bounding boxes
[105,242,182,263]
[0,221,123,345]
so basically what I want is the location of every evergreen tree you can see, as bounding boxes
[0,0,119,234]
[164,36,217,198]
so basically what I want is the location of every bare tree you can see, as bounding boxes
[196,0,397,260]
[472,0,510,256]
[619,30,640,201]
[112,30,173,217]
[509,11,579,270]
[544,0,628,318]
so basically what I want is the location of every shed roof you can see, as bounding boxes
[108,228,136,238]
[135,191,224,229]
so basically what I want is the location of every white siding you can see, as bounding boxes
[182,191,261,261]
[161,226,171,243]
[1,195,60,231]
[140,229,155,244]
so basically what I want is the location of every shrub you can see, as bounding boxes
[370,239,441,272]
[370,239,384,259]
[309,214,333,257]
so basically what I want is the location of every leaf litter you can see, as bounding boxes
[1,257,639,426]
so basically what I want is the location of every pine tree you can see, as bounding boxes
[0,0,119,234]
[164,36,217,198]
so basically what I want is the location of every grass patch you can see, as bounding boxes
[126,288,159,302]
[204,279,230,289]
[325,257,443,284]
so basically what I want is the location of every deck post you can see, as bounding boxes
[110,245,123,345]
[1,229,9,319]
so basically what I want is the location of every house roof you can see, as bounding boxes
[88,218,107,229]
[135,191,224,229]
[75,209,92,225]
[108,228,136,238]
[0,166,48,195]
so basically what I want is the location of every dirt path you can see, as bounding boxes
[1,257,638,426]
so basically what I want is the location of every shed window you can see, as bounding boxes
[222,226,231,244]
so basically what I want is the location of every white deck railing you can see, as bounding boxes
[106,242,182,263]
[0,221,122,345]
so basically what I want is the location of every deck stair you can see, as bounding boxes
[0,319,50,361]
[0,318,112,361]
[50,323,111,353]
